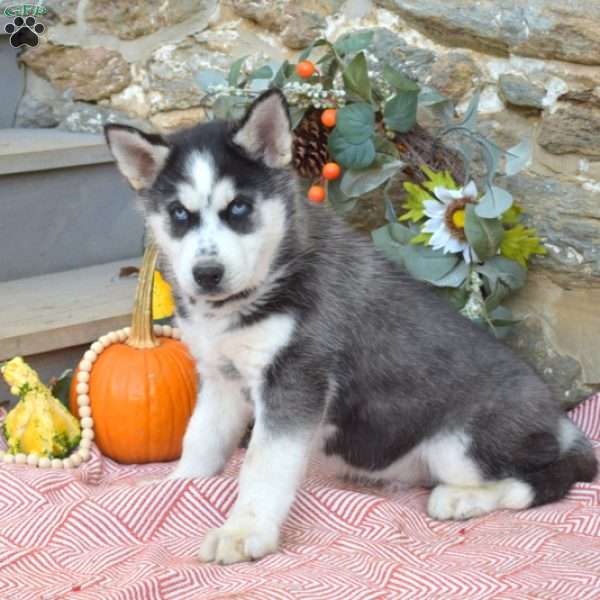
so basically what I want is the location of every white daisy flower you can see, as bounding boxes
[422,180,479,263]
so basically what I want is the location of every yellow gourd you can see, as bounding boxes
[152,270,175,320]
[1,357,81,458]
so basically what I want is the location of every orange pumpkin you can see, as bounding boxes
[70,244,198,464]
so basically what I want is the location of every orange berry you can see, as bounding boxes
[320,108,337,128]
[296,60,316,79]
[322,162,341,180]
[307,185,326,203]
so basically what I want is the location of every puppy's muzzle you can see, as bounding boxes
[193,262,224,292]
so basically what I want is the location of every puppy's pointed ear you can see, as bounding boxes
[104,124,170,190]
[232,89,292,168]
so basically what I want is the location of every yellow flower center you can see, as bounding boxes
[452,209,465,229]
[444,199,472,240]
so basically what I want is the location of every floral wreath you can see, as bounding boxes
[195,31,546,335]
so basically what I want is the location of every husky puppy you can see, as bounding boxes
[105,89,597,565]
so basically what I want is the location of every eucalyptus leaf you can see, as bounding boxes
[328,130,376,169]
[383,92,418,132]
[388,222,414,244]
[460,89,480,131]
[335,103,375,144]
[382,178,400,224]
[249,65,274,80]
[342,52,372,102]
[290,106,307,129]
[464,205,504,261]
[384,194,397,223]
[475,185,513,218]
[272,60,296,88]
[298,37,330,61]
[418,86,449,106]
[317,50,336,64]
[420,87,454,130]
[382,64,420,92]
[505,139,532,176]
[248,77,271,91]
[490,313,520,328]
[476,262,501,290]
[263,60,283,76]
[478,256,527,291]
[488,305,519,338]
[483,280,511,311]
[431,261,469,288]
[446,141,473,182]
[196,69,227,92]
[228,56,247,87]
[317,53,340,88]
[273,60,291,88]
[479,136,502,182]
[490,318,520,327]
[373,134,400,158]
[489,305,513,321]
[340,160,404,197]
[438,285,470,310]
[402,244,460,286]
[372,224,410,265]
[327,178,357,215]
[334,31,374,55]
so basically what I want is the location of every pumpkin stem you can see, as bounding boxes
[127,242,159,349]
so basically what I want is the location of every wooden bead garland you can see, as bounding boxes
[0,324,181,470]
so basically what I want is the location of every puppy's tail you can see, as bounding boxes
[522,418,598,507]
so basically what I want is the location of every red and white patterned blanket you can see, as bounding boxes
[1,396,599,600]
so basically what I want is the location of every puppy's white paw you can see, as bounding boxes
[427,484,493,521]
[198,517,279,565]
[428,479,534,521]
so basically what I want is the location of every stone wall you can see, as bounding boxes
[15,0,600,406]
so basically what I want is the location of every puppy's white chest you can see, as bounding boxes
[182,312,296,383]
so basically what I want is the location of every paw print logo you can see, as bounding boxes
[5,16,45,48]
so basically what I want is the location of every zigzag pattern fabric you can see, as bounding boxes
[0,397,599,600]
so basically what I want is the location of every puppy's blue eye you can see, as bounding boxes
[174,208,188,221]
[169,203,189,223]
[228,198,252,219]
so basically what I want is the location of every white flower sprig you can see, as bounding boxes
[206,81,347,111]
[282,81,346,109]
[460,271,485,321]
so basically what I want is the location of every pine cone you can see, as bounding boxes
[292,109,330,179]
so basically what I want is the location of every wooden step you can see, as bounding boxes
[0,257,141,361]
[0,128,142,282]
[0,128,113,175]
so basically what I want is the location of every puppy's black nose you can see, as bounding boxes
[193,263,224,291]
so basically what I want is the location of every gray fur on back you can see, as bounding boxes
[245,170,597,499]
[263,190,553,466]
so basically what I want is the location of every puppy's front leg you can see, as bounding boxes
[169,373,252,480]
[198,415,313,564]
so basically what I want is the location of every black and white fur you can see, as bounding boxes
[105,90,597,565]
